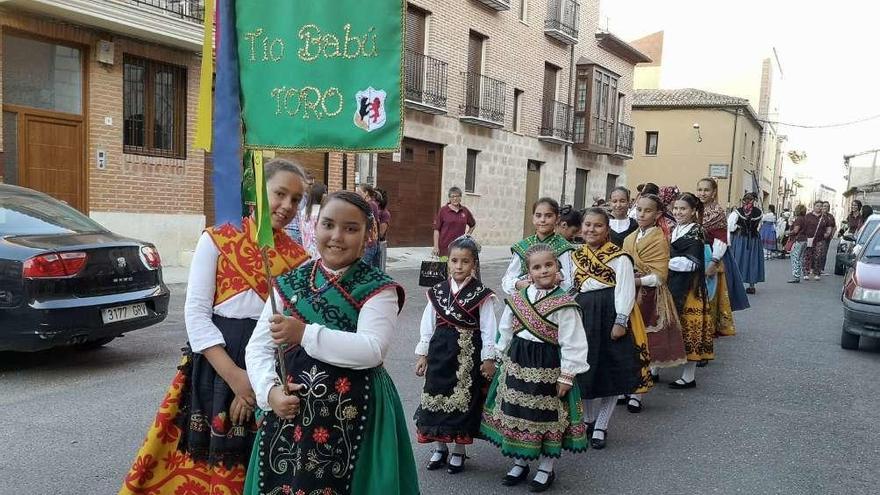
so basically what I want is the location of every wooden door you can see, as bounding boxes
[405,6,427,102]
[20,113,85,211]
[542,63,559,129]
[523,160,542,237]
[406,6,426,54]
[466,32,484,110]
[377,138,443,247]
[543,64,558,103]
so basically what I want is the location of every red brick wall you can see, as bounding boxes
[0,9,205,215]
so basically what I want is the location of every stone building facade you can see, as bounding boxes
[627,88,764,208]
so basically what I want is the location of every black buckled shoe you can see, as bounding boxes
[669,379,697,389]
[447,453,466,474]
[502,464,530,486]
[426,450,448,470]
[591,429,607,450]
[529,469,555,493]
[626,397,642,413]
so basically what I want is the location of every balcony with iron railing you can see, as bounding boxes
[5,0,205,50]
[538,100,573,145]
[544,0,579,44]
[581,119,635,158]
[459,72,506,129]
[130,0,205,22]
[615,122,634,158]
[472,0,512,11]
[404,50,448,115]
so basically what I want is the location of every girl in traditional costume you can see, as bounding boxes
[356,183,382,269]
[244,191,419,495]
[696,178,749,340]
[481,243,589,492]
[666,193,713,388]
[621,195,687,412]
[729,192,766,294]
[556,205,584,244]
[656,186,680,241]
[609,186,639,247]
[573,209,652,449]
[119,160,310,495]
[414,235,497,474]
[502,197,574,295]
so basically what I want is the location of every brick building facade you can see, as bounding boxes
[0,2,352,266]
[358,0,649,247]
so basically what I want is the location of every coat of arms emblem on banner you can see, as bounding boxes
[353,87,387,132]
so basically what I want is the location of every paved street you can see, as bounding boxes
[1,256,879,495]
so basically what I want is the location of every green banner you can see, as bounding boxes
[236,0,404,152]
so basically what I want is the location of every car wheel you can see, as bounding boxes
[834,261,846,276]
[77,337,116,350]
[840,327,860,350]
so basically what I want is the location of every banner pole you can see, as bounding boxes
[261,247,289,395]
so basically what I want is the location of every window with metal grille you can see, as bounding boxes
[123,55,187,158]
[465,149,479,193]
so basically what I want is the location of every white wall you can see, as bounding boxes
[90,212,205,267]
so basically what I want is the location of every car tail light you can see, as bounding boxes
[140,246,162,270]
[23,252,88,278]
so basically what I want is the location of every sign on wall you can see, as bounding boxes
[236,0,404,152]
[708,163,730,179]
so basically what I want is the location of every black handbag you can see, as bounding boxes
[418,259,447,287]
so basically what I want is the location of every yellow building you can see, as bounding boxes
[627,88,763,208]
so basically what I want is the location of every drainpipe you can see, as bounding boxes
[727,107,740,205]
[560,43,575,205]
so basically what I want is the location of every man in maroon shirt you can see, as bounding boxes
[432,186,476,258]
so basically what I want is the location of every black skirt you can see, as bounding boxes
[501,337,562,425]
[175,315,258,468]
[415,326,485,443]
[576,288,643,399]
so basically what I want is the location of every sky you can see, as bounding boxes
[600,0,880,192]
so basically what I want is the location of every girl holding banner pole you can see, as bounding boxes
[118,160,310,495]
[244,191,419,495]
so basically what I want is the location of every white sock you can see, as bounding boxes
[430,442,448,462]
[594,397,616,433]
[583,399,596,424]
[628,393,642,404]
[680,362,697,383]
[449,454,463,466]
[449,444,466,466]
[507,459,528,477]
[534,457,555,482]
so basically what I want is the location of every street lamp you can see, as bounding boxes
[693,122,703,143]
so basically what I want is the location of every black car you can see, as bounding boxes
[0,184,170,352]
